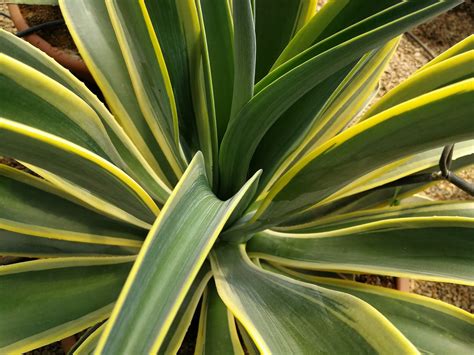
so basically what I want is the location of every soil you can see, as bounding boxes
[18,5,79,56]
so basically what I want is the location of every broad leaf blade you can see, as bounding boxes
[106,0,180,152]
[252,39,397,195]
[0,118,159,228]
[0,54,120,164]
[248,217,474,284]
[272,0,399,69]
[272,267,474,355]
[211,244,417,353]
[96,153,261,353]
[219,0,462,195]
[229,0,256,121]
[0,165,145,248]
[282,151,474,227]
[59,0,183,186]
[0,257,133,353]
[0,29,172,203]
[195,280,244,355]
[254,80,474,229]
[199,0,234,143]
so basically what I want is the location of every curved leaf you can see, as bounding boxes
[229,0,256,121]
[0,54,120,164]
[59,0,183,186]
[253,80,474,229]
[272,0,399,69]
[219,0,461,195]
[0,164,145,247]
[211,244,417,354]
[195,280,244,355]
[272,267,474,355]
[0,256,133,353]
[0,118,159,228]
[420,34,473,70]
[254,0,316,81]
[280,201,474,233]
[96,153,261,354]
[365,50,473,118]
[282,151,474,227]
[252,39,397,195]
[0,29,172,204]
[249,217,474,284]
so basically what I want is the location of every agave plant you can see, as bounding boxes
[0,0,473,353]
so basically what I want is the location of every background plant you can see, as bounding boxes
[0,0,473,354]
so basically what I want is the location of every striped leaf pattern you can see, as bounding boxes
[0,0,472,353]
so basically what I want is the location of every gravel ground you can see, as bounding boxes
[0,3,15,33]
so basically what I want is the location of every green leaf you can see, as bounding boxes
[0,29,172,204]
[279,201,474,233]
[0,54,121,164]
[281,151,474,227]
[251,40,397,195]
[194,0,219,185]
[211,243,417,353]
[365,49,473,118]
[319,139,474,206]
[254,0,315,81]
[71,322,106,355]
[253,80,474,229]
[105,0,180,152]
[0,229,137,258]
[96,153,261,354]
[272,0,399,68]
[272,267,474,355]
[219,0,462,195]
[195,280,244,355]
[0,164,145,247]
[248,217,474,284]
[0,256,133,353]
[229,0,256,121]
[262,0,456,90]
[159,263,212,355]
[0,118,159,228]
[199,0,234,142]
[420,34,473,70]
[59,0,183,186]
[144,0,199,156]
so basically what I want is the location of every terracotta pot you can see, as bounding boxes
[395,277,410,292]
[8,4,92,82]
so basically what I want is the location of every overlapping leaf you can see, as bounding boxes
[211,244,417,353]
[269,265,474,355]
[249,216,474,284]
[96,153,260,353]
[0,257,133,353]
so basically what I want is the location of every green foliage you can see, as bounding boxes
[0,0,473,353]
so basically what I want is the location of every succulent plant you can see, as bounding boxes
[0,0,472,353]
